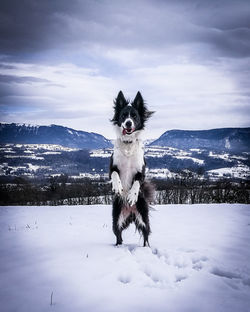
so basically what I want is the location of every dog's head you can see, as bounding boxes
[111,91,154,139]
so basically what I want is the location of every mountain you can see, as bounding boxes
[150,128,250,152]
[0,123,112,149]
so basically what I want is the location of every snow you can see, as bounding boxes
[67,129,74,135]
[78,172,109,179]
[27,163,41,171]
[147,168,174,179]
[145,146,205,164]
[225,138,231,149]
[2,143,78,152]
[0,204,249,312]
[208,151,233,162]
[27,163,50,172]
[175,155,204,165]
[5,155,45,160]
[207,165,250,180]
[189,148,204,153]
[41,151,62,155]
[145,146,190,158]
[90,149,112,158]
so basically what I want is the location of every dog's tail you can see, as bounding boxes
[141,181,155,205]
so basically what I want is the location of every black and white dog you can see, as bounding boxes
[110,91,154,246]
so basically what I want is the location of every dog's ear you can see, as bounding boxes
[132,91,143,111]
[132,91,154,125]
[111,91,129,125]
[114,91,128,110]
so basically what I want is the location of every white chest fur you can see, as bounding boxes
[113,139,144,193]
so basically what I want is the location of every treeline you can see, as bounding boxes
[154,180,249,204]
[0,174,249,205]
[0,175,111,205]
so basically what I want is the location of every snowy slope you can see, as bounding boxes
[0,204,250,312]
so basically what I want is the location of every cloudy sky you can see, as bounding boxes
[0,0,250,139]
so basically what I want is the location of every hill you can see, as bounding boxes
[150,128,250,152]
[0,123,112,149]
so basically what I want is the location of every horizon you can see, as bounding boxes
[0,0,250,139]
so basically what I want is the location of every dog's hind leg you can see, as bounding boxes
[142,225,150,247]
[112,196,123,245]
[136,195,151,247]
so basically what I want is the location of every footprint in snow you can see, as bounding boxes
[143,246,210,288]
[115,245,210,289]
[119,274,131,284]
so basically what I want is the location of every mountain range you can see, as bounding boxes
[0,123,112,149]
[0,123,250,152]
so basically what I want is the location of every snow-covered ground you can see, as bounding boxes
[207,165,250,180]
[0,204,249,312]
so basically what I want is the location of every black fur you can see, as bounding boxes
[132,92,154,130]
[112,193,151,247]
[111,91,129,126]
[136,194,151,247]
[109,154,119,179]
[112,196,124,245]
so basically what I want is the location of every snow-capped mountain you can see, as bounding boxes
[0,123,112,149]
[150,128,250,152]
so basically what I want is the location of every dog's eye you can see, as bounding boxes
[131,113,137,119]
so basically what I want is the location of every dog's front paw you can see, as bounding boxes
[127,191,138,206]
[111,172,123,195]
[112,181,123,195]
[127,181,140,206]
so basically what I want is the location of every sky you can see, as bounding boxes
[0,0,250,139]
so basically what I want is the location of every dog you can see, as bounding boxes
[110,91,154,246]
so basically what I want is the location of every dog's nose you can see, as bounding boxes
[125,120,132,128]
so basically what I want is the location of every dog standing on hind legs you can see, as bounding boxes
[109,91,154,247]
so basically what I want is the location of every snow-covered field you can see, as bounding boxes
[0,204,250,312]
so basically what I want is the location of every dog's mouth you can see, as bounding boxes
[122,127,135,135]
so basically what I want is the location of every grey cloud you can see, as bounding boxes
[0,83,18,98]
[196,27,250,58]
[0,0,72,54]
[44,83,65,88]
[191,0,250,31]
[0,63,17,69]
[1,0,250,61]
[0,74,50,84]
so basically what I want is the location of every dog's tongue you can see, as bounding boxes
[123,128,133,135]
